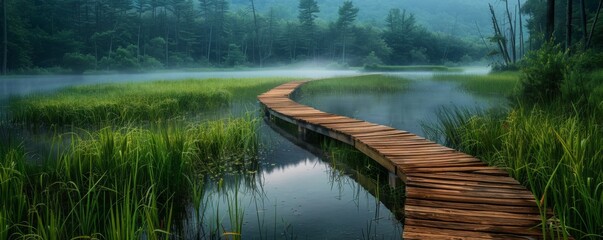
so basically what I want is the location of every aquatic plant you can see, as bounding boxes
[0,116,260,239]
[432,71,520,96]
[364,65,462,72]
[9,78,291,126]
[299,75,409,94]
[426,105,603,239]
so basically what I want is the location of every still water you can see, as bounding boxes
[1,68,503,239]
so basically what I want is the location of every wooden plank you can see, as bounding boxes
[405,176,526,190]
[405,172,519,184]
[258,81,566,239]
[405,198,541,214]
[404,205,541,226]
[406,182,535,196]
[405,219,543,236]
[403,225,536,239]
[406,188,537,206]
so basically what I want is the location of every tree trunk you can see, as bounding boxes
[580,0,587,45]
[490,4,512,65]
[587,0,603,48]
[518,0,524,56]
[505,0,516,63]
[546,0,556,40]
[566,0,573,50]
[341,34,346,64]
[250,0,261,67]
[2,0,7,75]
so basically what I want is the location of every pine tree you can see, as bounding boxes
[336,1,358,64]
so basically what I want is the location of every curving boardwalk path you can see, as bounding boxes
[259,81,556,239]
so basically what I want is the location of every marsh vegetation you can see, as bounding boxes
[426,46,603,239]
[1,75,411,239]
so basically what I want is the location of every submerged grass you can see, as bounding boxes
[425,105,603,239]
[299,75,409,94]
[364,65,462,72]
[432,71,521,96]
[0,116,260,239]
[322,140,405,218]
[9,77,292,126]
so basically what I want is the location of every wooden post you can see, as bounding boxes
[297,126,307,141]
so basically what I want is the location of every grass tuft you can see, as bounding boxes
[432,71,521,96]
[426,105,603,239]
[9,78,291,126]
[299,75,409,94]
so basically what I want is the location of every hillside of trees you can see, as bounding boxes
[0,0,491,73]
[1,0,601,74]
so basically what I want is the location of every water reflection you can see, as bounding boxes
[182,122,403,239]
[296,75,505,137]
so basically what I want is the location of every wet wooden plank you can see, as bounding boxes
[405,198,541,214]
[404,225,537,239]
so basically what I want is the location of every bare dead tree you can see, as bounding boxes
[489,4,512,65]
[504,0,516,62]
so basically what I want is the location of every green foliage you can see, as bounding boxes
[432,71,521,96]
[520,42,603,104]
[426,105,603,239]
[1,0,492,72]
[63,52,95,74]
[299,75,408,94]
[0,116,260,238]
[364,65,461,72]
[362,51,383,66]
[9,77,291,126]
[141,55,164,69]
[561,51,603,103]
[223,44,247,67]
[520,42,567,102]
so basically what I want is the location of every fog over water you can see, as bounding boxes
[1,68,499,239]
[0,69,361,100]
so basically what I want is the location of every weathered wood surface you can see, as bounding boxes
[258,81,557,239]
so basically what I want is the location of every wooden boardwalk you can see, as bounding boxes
[259,81,554,239]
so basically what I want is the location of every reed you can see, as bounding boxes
[426,105,603,239]
[299,75,409,94]
[0,116,260,239]
[364,65,462,72]
[9,77,291,126]
[432,71,520,96]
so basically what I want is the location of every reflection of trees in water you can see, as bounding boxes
[264,117,405,219]
[179,116,404,239]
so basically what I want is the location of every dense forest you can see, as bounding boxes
[0,0,602,74]
[0,0,503,73]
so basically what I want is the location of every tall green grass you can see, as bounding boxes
[426,106,603,239]
[9,78,291,126]
[432,71,520,96]
[364,65,462,72]
[0,116,260,239]
[300,75,409,94]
